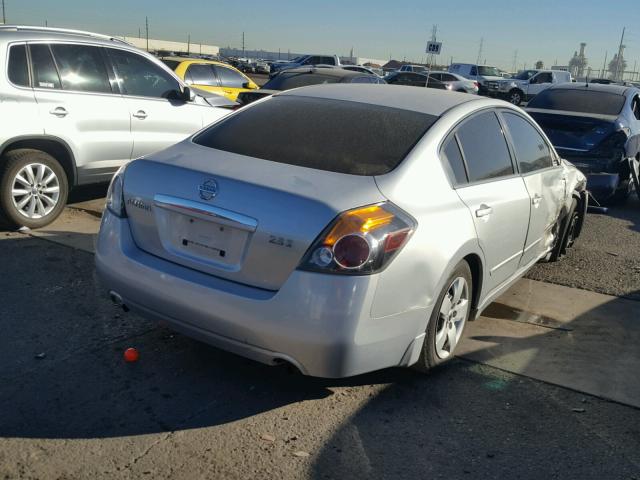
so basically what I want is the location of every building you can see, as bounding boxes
[117,36,219,56]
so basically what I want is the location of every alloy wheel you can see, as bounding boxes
[434,276,469,359]
[11,163,60,219]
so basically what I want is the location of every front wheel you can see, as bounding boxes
[413,261,473,372]
[507,89,523,105]
[0,149,69,229]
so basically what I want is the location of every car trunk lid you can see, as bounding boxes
[123,142,386,291]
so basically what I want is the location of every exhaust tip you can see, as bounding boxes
[109,291,129,312]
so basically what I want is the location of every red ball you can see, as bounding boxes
[123,347,139,363]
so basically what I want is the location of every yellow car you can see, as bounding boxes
[160,57,258,101]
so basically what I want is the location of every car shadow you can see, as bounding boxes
[603,193,640,233]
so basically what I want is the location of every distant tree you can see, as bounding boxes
[608,54,627,80]
[535,60,544,69]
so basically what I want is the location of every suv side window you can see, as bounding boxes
[29,44,61,90]
[457,111,514,182]
[441,135,468,185]
[212,65,246,88]
[429,73,442,81]
[186,64,218,86]
[470,66,477,76]
[50,44,112,93]
[107,48,180,98]
[8,44,29,87]
[502,112,554,173]
[533,72,553,84]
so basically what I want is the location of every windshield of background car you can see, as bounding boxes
[193,96,438,175]
[478,66,500,76]
[528,89,626,115]
[513,70,537,80]
[262,72,342,90]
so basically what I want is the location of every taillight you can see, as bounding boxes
[298,202,416,275]
[473,81,480,89]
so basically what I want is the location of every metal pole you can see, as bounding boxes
[2,0,5,24]
[145,16,149,52]
[615,27,625,81]
[602,51,608,79]
[187,34,190,55]
[425,24,437,88]
[476,37,483,65]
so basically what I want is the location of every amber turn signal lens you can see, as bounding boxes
[324,205,394,246]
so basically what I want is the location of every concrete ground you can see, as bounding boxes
[1,189,640,479]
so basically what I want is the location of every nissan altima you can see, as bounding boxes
[96,84,587,378]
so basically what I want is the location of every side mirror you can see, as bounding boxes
[181,86,195,102]
[242,82,250,89]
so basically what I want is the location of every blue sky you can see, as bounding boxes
[5,0,639,72]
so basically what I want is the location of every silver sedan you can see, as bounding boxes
[429,71,479,94]
[96,85,587,378]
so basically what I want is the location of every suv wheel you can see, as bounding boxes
[507,89,523,105]
[0,149,69,229]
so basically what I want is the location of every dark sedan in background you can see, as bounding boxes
[237,67,385,105]
[527,83,640,204]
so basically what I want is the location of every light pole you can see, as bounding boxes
[2,0,6,25]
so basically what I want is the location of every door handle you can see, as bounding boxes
[475,204,493,218]
[49,107,68,117]
[133,110,147,119]
[532,194,542,206]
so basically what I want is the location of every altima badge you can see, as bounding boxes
[199,179,218,201]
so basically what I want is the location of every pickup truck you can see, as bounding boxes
[484,69,572,105]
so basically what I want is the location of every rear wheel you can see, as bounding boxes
[413,261,472,372]
[0,149,69,229]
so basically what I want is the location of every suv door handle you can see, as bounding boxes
[475,204,493,218]
[532,194,542,206]
[49,107,68,117]
[133,110,147,119]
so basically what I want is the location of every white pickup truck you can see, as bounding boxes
[484,69,572,105]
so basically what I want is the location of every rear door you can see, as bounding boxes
[452,110,531,294]
[105,47,216,159]
[526,71,553,98]
[211,65,250,100]
[500,111,565,266]
[30,42,132,184]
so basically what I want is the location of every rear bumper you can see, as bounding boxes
[95,211,429,378]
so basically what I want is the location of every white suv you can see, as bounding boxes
[484,69,573,105]
[0,26,231,228]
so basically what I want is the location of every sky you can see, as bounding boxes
[4,0,639,72]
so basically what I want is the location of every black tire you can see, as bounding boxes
[549,198,579,261]
[507,89,523,105]
[630,158,640,202]
[606,177,632,206]
[0,149,69,229]
[413,261,473,372]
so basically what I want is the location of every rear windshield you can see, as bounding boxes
[193,96,437,175]
[528,89,625,116]
[262,72,342,90]
[160,59,180,70]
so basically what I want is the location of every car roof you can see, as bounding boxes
[0,25,131,48]
[276,84,481,116]
[275,67,364,79]
[545,82,635,96]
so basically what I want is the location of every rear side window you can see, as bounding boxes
[29,44,61,90]
[528,89,626,115]
[212,65,245,88]
[502,113,554,173]
[441,136,467,185]
[263,72,340,90]
[50,44,111,93]
[194,96,437,175]
[186,64,218,86]
[8,44,29,87]
[457,111,514,182]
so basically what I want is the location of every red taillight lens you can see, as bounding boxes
[298,202,416,275]
[473,81,480,89]
[334,234,371,269]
